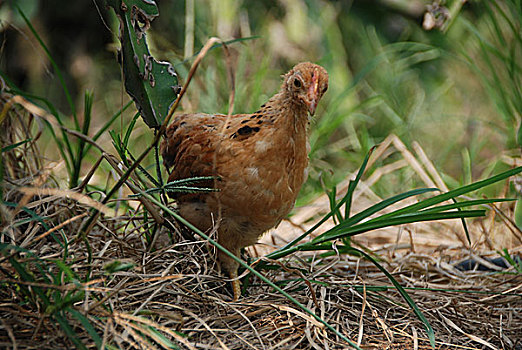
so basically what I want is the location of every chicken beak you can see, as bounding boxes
[307,69,319,115]
[308,98,317,116]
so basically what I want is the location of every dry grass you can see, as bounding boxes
[1,83,521,350]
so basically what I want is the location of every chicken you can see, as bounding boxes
[161,62,329,300]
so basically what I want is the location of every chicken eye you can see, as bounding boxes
[322,86,328,94]
[293,78,302,88]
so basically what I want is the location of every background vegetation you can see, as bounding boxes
[0,0,520,348]
[1,0,520,199]
[1,0,520,194]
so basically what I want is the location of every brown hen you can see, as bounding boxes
[161,62,328,300]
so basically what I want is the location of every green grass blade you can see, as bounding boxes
[277,148,377,252]
[138,324,182,350]
[418,198,514,213]
[134,176,219,196]
[303,188,439,254]
[2,201,49,226]
[461,17,522,74]
[154,133,164,190]
[344,146,375,219]
[139,190,362,349]
[452,197,472,246]
[126,149,161,188]
[7,255,51,306]
[327,185,342,224]
[109,130,123,159]
[501,248,522,274]
[0,86,74,174]
[490,1,522,46]
[313,210,485,244]
[83,100,133,157]
[0,243,52,282]
[272,242,437,346]
[342,188,439,228]
[374,167,522,221]
[2,202,65,248]
[53,259,80,282]
[1,87,75,176]
[132,185,217,196]
[17,8,77,127]
[123,112,140,151]
[71,91,94,188]
[165,176,217,185]
[68,308,103,349]
[1,139,32,153]
[164,186,218,193]
[53,311,88,350]
[40,117,73,178]
[350,247,436,347]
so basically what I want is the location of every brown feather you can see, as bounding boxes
[161,62,329,299]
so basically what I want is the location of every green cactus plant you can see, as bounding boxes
[105,0,180,129]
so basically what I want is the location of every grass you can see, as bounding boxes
[1,0,521,348]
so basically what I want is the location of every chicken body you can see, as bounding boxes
[161,62,328,299]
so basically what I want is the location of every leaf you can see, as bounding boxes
[53,311,88,350]
[277,148,376,253]
[123,111,141,151]
[500,248,522,274]
[130,176,220,196]
[351,247,436,347]
[71,91,94,188]
[137,188,363,349]
[327,185,341,224]
[104,260,136,274]
[343,188,439,228]
[84,101,133,157]
[17,8,77,124]
[374,166,522,221]
[135,325,182,350]
[106,0,179,128]
[68,308,103,349]
[312,210,486,244]
[418,198,515,213]
[344,146,375,219]
[6,254,51,307]
[1,139,32,153]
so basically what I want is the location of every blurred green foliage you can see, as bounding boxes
[0,0,520,201]
[1,3,520,346]
[105,0,179,128]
